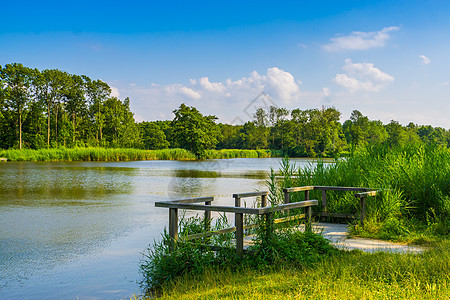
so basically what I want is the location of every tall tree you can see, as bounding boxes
[0,63,35,149]
[62,74,87,145]
[172,103,221,157]
[83,77,111,145]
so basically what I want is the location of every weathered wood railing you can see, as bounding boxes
[155,186,378,256]
[283,186,378,226]
[155,191,318,256]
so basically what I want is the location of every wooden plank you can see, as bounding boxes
[155,202,261,214]
[305,190,310,201]
[232,191,269,198]
[258,200,318,215]
[313,186,372,192]
[283,186,315,193]
[354,190,378,198]
[170,196,215,204]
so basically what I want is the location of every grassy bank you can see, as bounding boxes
[273,143,450,243]
[153,240,449,299]
[0,148,270,162]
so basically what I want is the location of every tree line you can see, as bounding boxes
[0,63,140,149]
[1,63,449,157]
[143,106,450,157]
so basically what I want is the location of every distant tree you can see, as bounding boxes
[140,121,169,149]
[0,63,35,149]
[103,97,140,147]
[217,124,243,149]
[171,103,221,157]
[83,77,111,144]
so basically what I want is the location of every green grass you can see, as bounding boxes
[0,148,270,161]
[152,240,449,299]
[274,144,450,242]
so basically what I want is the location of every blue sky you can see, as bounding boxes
[1,0,449,128]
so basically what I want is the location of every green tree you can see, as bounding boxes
[84,77,111,145]
[62,74,87,146]
[140,121,170,149]
[102,97,141,147]
[0,63,35,149]
[171,103,221,157]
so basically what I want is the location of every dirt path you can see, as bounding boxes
[244,222,424,253]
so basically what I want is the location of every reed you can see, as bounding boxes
[0,148,270,161]
[273,143,450,240]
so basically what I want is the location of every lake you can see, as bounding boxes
[0,158,317,299]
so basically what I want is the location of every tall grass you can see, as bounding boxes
[153,240,450,299]
[274,143,450,240]
[0,148,270,161]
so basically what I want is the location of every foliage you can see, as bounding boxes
[171,103,222,158]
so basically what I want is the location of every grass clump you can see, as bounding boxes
[140,213,335,295]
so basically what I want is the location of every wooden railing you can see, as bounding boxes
[155,191,318,256]
[155,186,378,256]
[283,186,378,226]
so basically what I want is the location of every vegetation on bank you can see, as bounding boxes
[152,241,449,299]
[139,143,449,298]
[0,147,269,161]
[276,143,449,242]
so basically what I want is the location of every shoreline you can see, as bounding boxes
[0,148,271,162]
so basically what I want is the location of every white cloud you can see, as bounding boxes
[419,54,431,65]
[333,59,394,92]
[110,86,120,98]
[196,77,226,92]
[117,67,318,123]
[323,26,399,51]
[165,84,202,99]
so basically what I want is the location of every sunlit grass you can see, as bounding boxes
[150,240,449,300]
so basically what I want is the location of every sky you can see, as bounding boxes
[1,0,449,128]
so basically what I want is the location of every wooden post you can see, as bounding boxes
[305,190,309,201]
[261,194,267,207]
[321,190,327,213]
[205,201,211,231]
[305,206,312,232]
[360,197,366,227]
[235,213,244,257]
[284,190,290,204]
[169,208,178,252]
[234,195,244,257]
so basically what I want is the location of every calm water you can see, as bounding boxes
[0,158,316,299]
